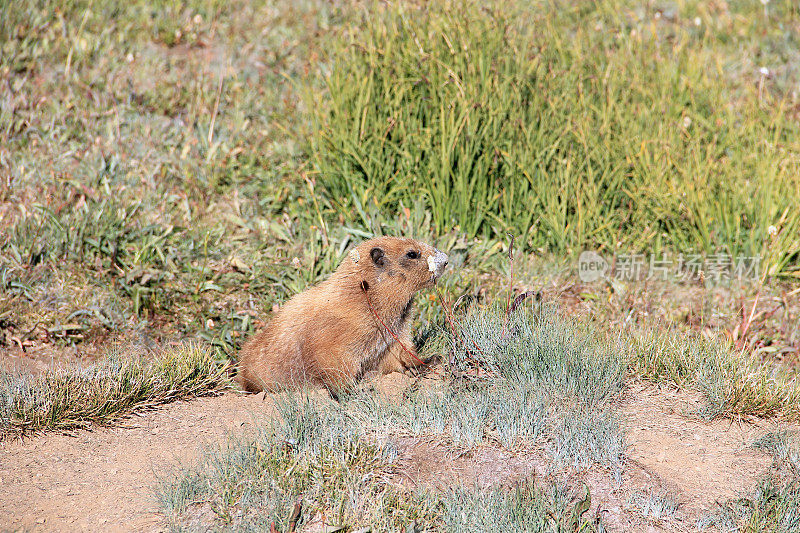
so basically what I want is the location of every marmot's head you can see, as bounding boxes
[346,237,448,297]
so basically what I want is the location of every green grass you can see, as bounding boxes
[0,344,228,439]
[0,0,361,357]
[310,0,800,276]
[1,1,799,528]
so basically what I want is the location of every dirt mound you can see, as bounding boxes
[0,380,793,532]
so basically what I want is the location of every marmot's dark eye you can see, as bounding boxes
[406,250,419,259]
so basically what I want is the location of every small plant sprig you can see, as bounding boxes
[436,234,542,382]
[436,287,493,381]
[501,232,515,337]
[734,217,786,352]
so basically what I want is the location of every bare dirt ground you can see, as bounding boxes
[0,380,795,532]
[0,393,273,533]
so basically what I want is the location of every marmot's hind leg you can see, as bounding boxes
[235,368,262,392]
[313,347,362,395]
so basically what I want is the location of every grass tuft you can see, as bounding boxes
[628,488,680,522]
[630,328,800,421]
[440,482,597,532]
[0,344,228,439]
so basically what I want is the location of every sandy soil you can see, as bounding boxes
[0,393,272,532]
[0,380,794,532]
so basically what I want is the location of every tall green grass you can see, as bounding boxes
[310,0,800,277]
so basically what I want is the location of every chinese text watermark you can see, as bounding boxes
[578,251,760,283]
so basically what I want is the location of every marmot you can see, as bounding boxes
[236,236,448,394]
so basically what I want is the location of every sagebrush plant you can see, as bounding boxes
[0,345,227,439]
[310,0,800,276]
[352,304,627,469]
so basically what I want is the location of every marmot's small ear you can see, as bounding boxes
[370,247,385,266]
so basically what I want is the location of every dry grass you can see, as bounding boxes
[630,327,800,421]
[0,344,228,439]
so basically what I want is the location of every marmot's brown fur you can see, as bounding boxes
[236,237,448,394]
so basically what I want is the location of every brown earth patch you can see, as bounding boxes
[620,383,781,519]
[0,393,271,532]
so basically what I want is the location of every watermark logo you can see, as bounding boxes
[577,251,760,283]
[578,251,609,282]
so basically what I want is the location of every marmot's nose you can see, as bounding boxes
[428,250,448,275]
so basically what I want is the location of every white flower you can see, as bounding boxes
[694,17,701,26]
[768,225,778,237]
[292,257,301,268]
[760,0,769,5]
[759,67,770,76]
[683,116,692,129]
